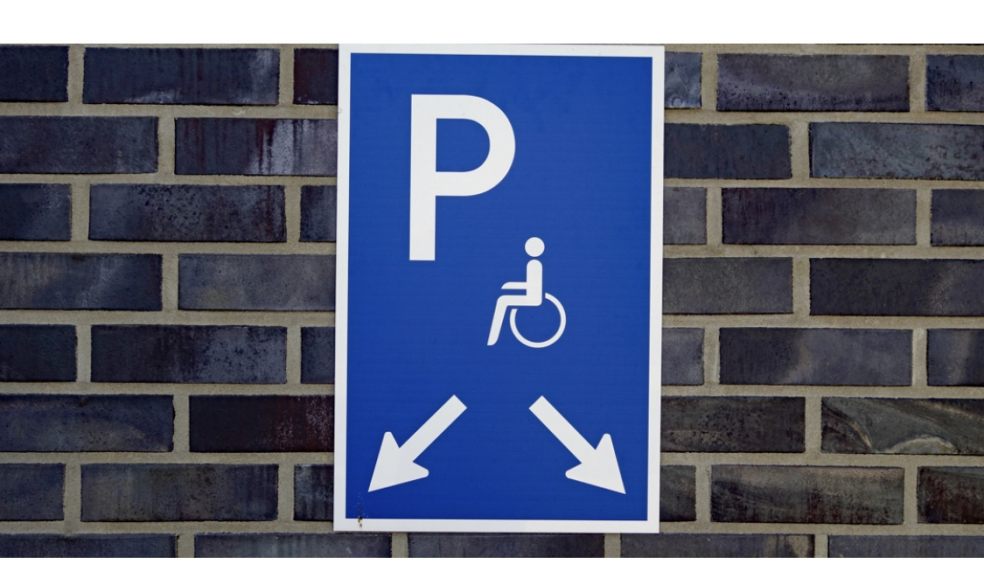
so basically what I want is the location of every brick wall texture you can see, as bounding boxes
[1,44,984,558]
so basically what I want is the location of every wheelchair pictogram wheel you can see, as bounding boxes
[509,292,566,349]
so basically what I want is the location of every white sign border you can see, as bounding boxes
[335,43,664,533]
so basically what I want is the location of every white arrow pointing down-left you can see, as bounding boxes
[368,395,467,492]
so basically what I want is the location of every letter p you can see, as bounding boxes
[409,94,515,261]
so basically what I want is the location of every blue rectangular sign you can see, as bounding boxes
[336,45,663,533]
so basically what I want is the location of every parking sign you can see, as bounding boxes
[336,45,663,532]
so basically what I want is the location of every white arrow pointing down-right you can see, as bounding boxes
[529,396,626,494]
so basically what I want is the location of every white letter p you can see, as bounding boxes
[409,94,515,261]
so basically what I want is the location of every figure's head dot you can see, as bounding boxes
[525,236,545,257]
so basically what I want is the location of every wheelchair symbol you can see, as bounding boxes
[487,237,567,349]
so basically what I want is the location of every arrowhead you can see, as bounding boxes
[368,432,429,492]
[565,433,626,494]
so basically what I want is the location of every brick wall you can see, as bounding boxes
[1,44,984,558]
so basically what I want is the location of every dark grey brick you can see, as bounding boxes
[664,258,792,314]
[664,187,706,245]
[919,467,984,524]
[622,534,814,558]
[0,253,161,310]
[720,328,911,386]
[294,48,338,105]
[0,116,156,174]
[661,328,703,385]
[0,395,172,452]
[718,54,909,112]
[722,188,916,245]
[712,465,904,524]
[0,464,63,520]
[300,185,336,242]
[0,324,75,382]
[927,55,984,112]
[0,535,175,558]
[301,327,334,384]
[665,52,701,109]
[831,535,984,558]
[89,184,285,242]
[660,465,696,522]
[662,397,804,453]
[84,48,279,105]
[811,123,984,180]
[294,465,331,521]
[932,189,984,246]
[665,124,791,180]
[179,254,334,311]
[175,118,336,176]
[824,398,984,455]
[811,259,984,316]
[929,330,984,386]
[81,464,277,521]
[0,184,71,240]
[196,533,390,558]
[408,534,604,557]
[91,325,286,384]
[0,46,67,102]
[190,396,332,452]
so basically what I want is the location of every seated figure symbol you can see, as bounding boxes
[487,236,566,349]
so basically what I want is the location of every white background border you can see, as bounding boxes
[335,44,664,533]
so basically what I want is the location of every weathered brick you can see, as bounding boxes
[665,52,701,109]
[811,259,984,316]
[89,184,285,242]
[622,534,814,558]
[929,330,984,386]
[0,535,175,558]
[190,396,332,452]
[301,327,334,384]
[664,187,706,245]
[919,467,984,523]
[660,465,696,522]
[0,253,161,310]
[179,254,334,311]
[0,46,67,102]
[0,324,75,382]
[722,188,916,245]
[712,466,904,524]
[300,185,336,242]
[0,183,71,240]
[0,116,156,174]
[663,258,792,314]
[811,123,984,180]
[932,189,984,246]
[0,395,172,452]
[175,118,336,176]
[408,534,604,557]
[196,533,390,558]
[663,397,804,453]
[294,48,338,105]
[718,54,908,111]
[665,124,791,180]
[84,48,279,105]
[81,464,278,521]
[661,328,703,386]
[830,535,984,557]
[719,328,911,386]
[0,464,63,520]
[91,325,286,384]
[824,398,984,455]
[927,55,984,112]
[294,464,331,521]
